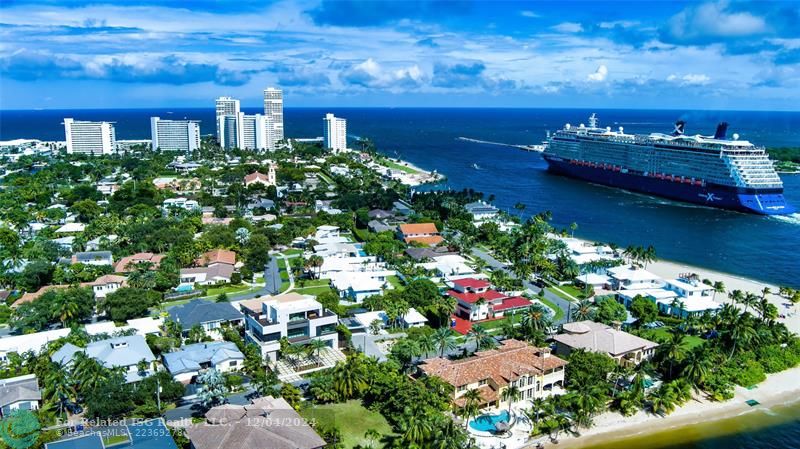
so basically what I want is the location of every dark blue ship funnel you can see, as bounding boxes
[714,122,728,140]
[672,120,685,136]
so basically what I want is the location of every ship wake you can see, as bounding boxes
[770,213,800,225]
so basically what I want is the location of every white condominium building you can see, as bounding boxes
[323,113,347,153]
[242,114,277,151]
[63,118,116,155]
[217,112,244,150]
[263,87,284,143]
[215,96,241,148]
[150,117,201,152]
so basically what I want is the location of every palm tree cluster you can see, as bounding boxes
[622,245,657,268]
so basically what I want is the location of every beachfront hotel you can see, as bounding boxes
[263,87,284,143]
[63,118,116,155]
[419,339,567,409]
[323,113,347,153]
[150,117,201,152]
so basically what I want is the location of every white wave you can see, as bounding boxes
[770,213,800,225]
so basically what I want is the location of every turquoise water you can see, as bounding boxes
[175,285,193,292]
[470,410,511,432]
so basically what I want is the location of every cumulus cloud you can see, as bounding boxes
[339,58,425,89]
[662,1,768,44]
[432,62,486,88]
[667,73,711,86]
[552,22,583,33]
[587,65,608,82]
[520,10,540,18]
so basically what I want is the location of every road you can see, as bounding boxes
[471,248,573,325]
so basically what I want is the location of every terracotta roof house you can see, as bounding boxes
[397,222,443,246]
[195,249,236,267]
[446,278,532,321]
[114,252,165,273]
[12,285,70,308]
[187,396,326,449]
[420,339,567,408]
[553,320,659,365]
[84,274,127,299]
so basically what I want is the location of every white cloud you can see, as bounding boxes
[552,22,583,33]
[667,1,767,41]
[667,73,711,86]
[587,64,608,82]
[520,10,540,18]
[598,20,639,29]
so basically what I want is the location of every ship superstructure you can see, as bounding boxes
[543,114,793,215]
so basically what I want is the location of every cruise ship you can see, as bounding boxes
[542,114,794,215]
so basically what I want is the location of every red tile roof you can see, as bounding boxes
[493,296,532,312]
[404,235,444,246]
[452,278,491,289]
[114,253,165,273]
[399,223,439,235]
[447,289,505,304]
[196,249,236,266]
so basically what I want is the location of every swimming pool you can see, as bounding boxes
[469,410,511,432]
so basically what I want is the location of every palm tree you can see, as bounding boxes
[659,329,687,379]
[648,387,677,416]
[571,299,595,321]
[468,325,496,351]
[501,385,521,414]
[416,334,436,359]
[44,364,74,417]
[305,339,328,366]
[401,413,432,446]
[52,294,80,327]
[332,354,368,399]
[525,397,552,434]
[712,281,725,302]
[433,327,457,357]
[460,388,483,429]
[741,293,759,315]
[726,314,756,359]
[568,381,607,428]
[569,222,577,237]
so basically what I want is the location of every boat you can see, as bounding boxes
[472,163,481,170]
[542,114,794,215]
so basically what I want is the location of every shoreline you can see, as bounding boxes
[547,366,800,449]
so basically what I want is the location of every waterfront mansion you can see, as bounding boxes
[419,339,567,409]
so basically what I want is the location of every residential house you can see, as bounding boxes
[95,178,119,196]
[162,341,245,384]
[420,339,567,408]
[51,335,157,383]
[607,265,663,290]
[314,199,342,215]
[616,276,721,318]
[85,234,117,251]
[0,328,71,362]
[240,293,338,361]
[51,236,75,251]
[553,320,658,366]
[114,252,165,273]
[167,299,245,333]
[447,278,532,321]
[404,247,458,261]
[367,209,396,220]
[398,223,443,246]
[71,251,114,266]
[0,374,41,417]
[11,284,70,308]
[556,236,617,267]
[186,397,326,449]
[392,200,414,216]
[180,264,235,286]
[162,197,201,212]
[55,222,86,234]
[422,254,477,279]
[464,201,499,222]
[152,177,202,193]
[353,308,428,331]
[314,225,340,240]
[85,274,127,299]
[367,220,395,233]
[330,271,387,303]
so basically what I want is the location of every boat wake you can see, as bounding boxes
[770,213,800,225]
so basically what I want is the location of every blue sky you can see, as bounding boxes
[1,0,798,110]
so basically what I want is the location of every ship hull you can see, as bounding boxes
[543,156,794,215]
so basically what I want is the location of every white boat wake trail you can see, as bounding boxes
[770,213,800,225]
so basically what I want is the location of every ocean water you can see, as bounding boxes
[1,108,799,289]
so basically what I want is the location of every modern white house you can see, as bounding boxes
[63,118,116,156]
[162,341,244,384]
[616,277,722,318]
[354,308,428,331]
[241,293,339,361]
[607,265,663,290]
[464,201,499,222]
[330,271,387,303]
[323,113,347,153]
[71,251,114,266]
[162,197,201,212]
[556,236,617,267]
[179,264,234,286]
[151,117,201,152]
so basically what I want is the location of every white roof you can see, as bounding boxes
[0,328,71,356]
[578,273,611,285]
[55,222,86,233]
[666,278,715,293]
[681,297,722,312]
[619,288,677,300]
[330,272,386,292]
[354,310,388,327]
[403,308,428,325]
[608,265,661,282]
[432,254,475,277]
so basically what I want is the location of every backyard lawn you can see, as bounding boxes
[386,275,403,290]
[293,286,337,296]
[380,158,418,174]
[641,327,705,349]
[205,284,254,297]
[300,400,395,448]
[536,296,565,321]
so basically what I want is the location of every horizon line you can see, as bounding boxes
[2,106,799,113]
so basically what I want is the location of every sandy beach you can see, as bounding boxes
[550,366,800,449]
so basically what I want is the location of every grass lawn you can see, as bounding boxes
[536,295,565,321]
[300,400,395,448]
[386,275,404,290]
[353,227,371,242]
[643,327,705,349]
[546,287,578,303]
[205,284,253,297]
[559,283,588,299]
[380,158,419,174]
[282,248,304,256]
